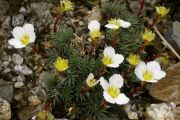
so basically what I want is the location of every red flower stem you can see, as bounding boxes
[44,101,52,111]
[129,82,146,96]
[111,30,119,48]
[136,44,145,54]
[82,86,91,93]
[137,0,145,17]
[53,15,62,32]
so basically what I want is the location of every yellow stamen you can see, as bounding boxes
[102,56,113,65]
[127,53,140,65]
[156,6,170,17]
[58,0,74,13]
[108,86,120,98]
[143,70,153,81]
[142,29,155,42]
[21,34,30,45]
[108,18,121,28]
[86,79,98,87]
[90,30,101,42]
[54,57,69,72]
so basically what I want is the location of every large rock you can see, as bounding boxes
[0,97,11,120]
[0,79,13,102]
[150,63,180,104]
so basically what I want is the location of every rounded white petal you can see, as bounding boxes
[12,27,25,39]
[112,54,124,65]
[103,91,116,104]
[8,39,25,48]
[29,32,36,43]
[23,24,36,43]
[107,63,119,68]
[23,23,34,32]
[109,74,124,88]
[144,80,158,83]
[103,46,115,57]
[119,20,131,28]
[135,61,147,81]
[105,24,119,29]
[100,77,109,90]
[88,20,100,31]
[154,71,166,80]
[86,73,94,80]
[147,61,161,71]
[115,93,129,105]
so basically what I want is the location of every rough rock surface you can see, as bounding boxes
[150,63,180,104]
[0,97,11,120]
[146,102,176,120]
[0,0,10,16]
[0,79,13,102]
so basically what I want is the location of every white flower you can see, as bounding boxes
[86,73,99,87]
[88,20,101,41]
[100,74,129,105]
[88,20,100,32]
[102,46,124,68]
[135,61,166,83]
[8,23,36,48]
[105,18,131,29]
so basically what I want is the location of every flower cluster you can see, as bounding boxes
[8,4,169,119]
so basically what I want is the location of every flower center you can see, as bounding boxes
[143,70,153,81]
[87,79,97,87]
[128,54,140,65]
[54,57,69,72]
[102,56,113,65]
[90,30,101,41]
[107,86,120,98]
[21,34,30,45]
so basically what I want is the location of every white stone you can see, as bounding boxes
[146,102,176,120]
[14,82,24,88]
[12,53,23,65]
[3,68,11,73]
[0,97,11,119]
[14,65,33,75]
[124,104,138,120]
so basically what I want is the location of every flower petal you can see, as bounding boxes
[135,61,147,81]
[105,24,119,29]
[100,77,109,90]
[119,20,131,28]
[115,93,129,105]
[88,20,100,31]
[103,91,116,104]
[154,71,166,80]
[112,54,124,65]
[107,63,119,68]
[23,24,36,43]
[23,23,34,32]
[109,74,124,88]
[87,73,94,80]
[147,61,161,71]
[8,38,25,48]
[12,27,25,39]
[103,46,115,57]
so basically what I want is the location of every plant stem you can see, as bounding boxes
[53,14,62,32]
[137,0,145,16]
[129,82,146,96]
